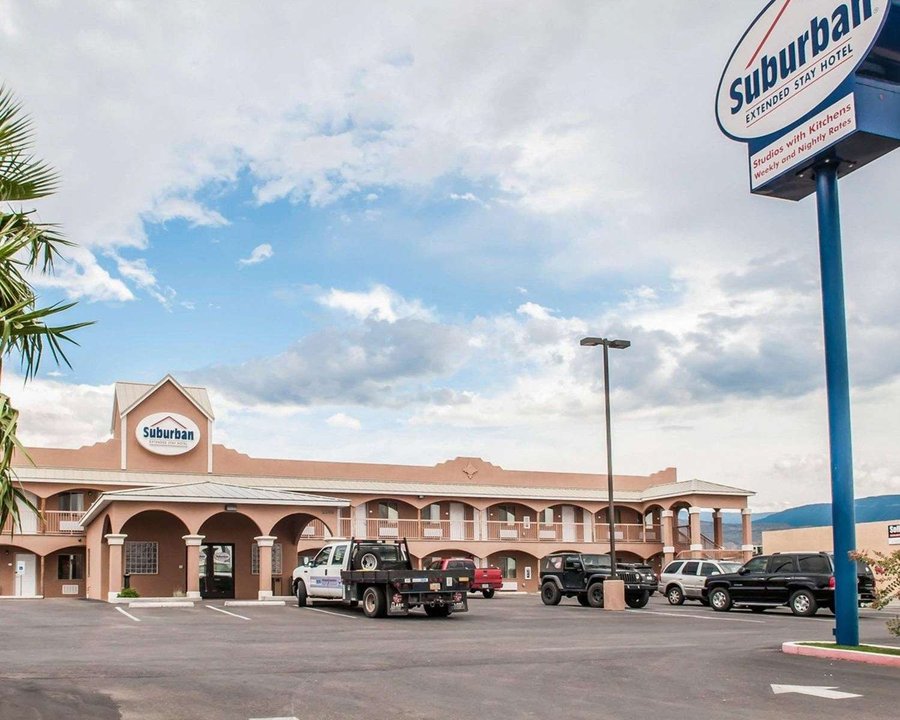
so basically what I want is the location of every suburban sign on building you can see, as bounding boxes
[135,412,200,456]
[889,522,900,545]
[716,0,900,199]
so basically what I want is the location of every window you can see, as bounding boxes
[497,556,517,579]
[681,561,699,575]
[798,555,830,573]
[699,563,719,577]
[124,541,158,575]
[424,504,441,521]
[742,556,768,573]
[541,508,554,525]
[251,543,283,575]
[427,560,442,570]
[378,501,399,520]
[495,505,516,523]
[312,547,332,566]
[58,492,85,512]
[662,561,684,575]
[330,545,346,566]
[770,556,796,574]
[58,554,84,580]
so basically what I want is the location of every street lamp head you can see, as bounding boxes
[580,337,631,350]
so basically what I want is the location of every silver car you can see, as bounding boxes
[659,558,743,605]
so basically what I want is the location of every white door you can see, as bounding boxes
[307,546,342,598]
[450,503,465,540]
[562,505,577,542]
[15,491,39,534]
[14,553,37,596]
[354,503,368,538]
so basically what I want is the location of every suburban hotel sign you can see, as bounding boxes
[715,0,898,200]
[135,412,200,456]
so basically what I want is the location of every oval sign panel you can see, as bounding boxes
[716,0,888,140]
[135,412,201,456]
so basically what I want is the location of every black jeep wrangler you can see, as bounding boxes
[539,552,653,609]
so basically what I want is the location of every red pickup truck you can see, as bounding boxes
[427,557,503,598]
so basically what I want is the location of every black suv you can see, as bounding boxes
[619,562,658,594]
[539,552,655,609]
[701,551,876,616]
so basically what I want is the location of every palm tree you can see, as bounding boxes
[0,87,91,534]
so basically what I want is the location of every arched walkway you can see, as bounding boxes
[487,548,541,593]
[197,511,263,600]
[269,512,335,597]
[119,510,190,598]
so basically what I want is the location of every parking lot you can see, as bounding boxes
[1,595,898,720]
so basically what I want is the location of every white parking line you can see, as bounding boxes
[115,606,141,622]
[249,717,299,720]
[632,609,765,624]
[302,606,359,620]
[207,605,251,621]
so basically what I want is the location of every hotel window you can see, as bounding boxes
[378,501,399,520]
[497,556,517,579]
[541,508,554,525]
[496,505,516,524]
[251,543,283,575]
[57,554,84,580]
[58,492,85,512]
[124,541,158,575]
[424,504,441,521]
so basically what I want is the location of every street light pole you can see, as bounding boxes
[580,336,630,581]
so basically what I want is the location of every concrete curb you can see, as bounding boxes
[783,641,900,667]
[224,600,286,607]
[129,601,194,609]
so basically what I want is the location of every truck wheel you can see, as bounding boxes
[357,552,381,571]
[362,586,387,618]
[482,589,495,599]
[587,582,604,608]
[709,587,732,612]
[540,581,561,606]
[789,589,818,617]
[666,585,685,605]
[295,580,307,608]
[625,590,650,609]
[424,605,451,617]
[577,592,590,607]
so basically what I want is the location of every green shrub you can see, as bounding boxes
[117,588,140,599]
[850,549,900,637]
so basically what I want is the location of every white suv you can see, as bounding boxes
[659,558,743,605]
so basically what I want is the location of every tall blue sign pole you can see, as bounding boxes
[716,1,900,646]
[814,158,857,645]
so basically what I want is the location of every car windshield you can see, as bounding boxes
[580,554,611,569]
[719,562,742,573]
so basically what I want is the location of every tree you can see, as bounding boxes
[0,87,91,534]
[851,548,900,637]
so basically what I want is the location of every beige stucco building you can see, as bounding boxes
[763,519,900,558]
[1,376,755,601]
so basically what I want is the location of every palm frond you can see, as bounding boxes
[0,299,93,379]
[0,210,71,276]
[0,392,37,536]
[0,87,58,202]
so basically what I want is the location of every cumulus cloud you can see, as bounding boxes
[317,284,433,323]
[238,243,274,267]
[326,413,362,430]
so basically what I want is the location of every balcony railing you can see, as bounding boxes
[330,518,663,544]
[0,510,86,536]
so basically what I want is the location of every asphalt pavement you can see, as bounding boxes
[1,594,898,720]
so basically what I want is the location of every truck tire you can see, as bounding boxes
[356,551,381,571]
[424,605,451,617]
[295,580,307,608]
[362,586,387,618]
[789,589,818,617]
[540,581,562,606]
[482,589,495,599]
[666,585,685,605]
[625,590,650,609]
[577,592,590,607]
[586,582,605,608]
[709,587,732,612]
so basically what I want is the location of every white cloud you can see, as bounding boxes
[145,197,229,227]
[316,284,433,323]
[326,413,362,430]
[449,192,490,209]
[238,243,274,267]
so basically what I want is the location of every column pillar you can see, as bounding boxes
[183,535,205,599]
[472,509,482,541]
[689,507,703,558]
[583,508,594,543]
[712,509,724,549]
[105,533,127,602]
[255,535,277,600]
[741,508,754,562]
[39,497,47,533]
[661,510,675,564]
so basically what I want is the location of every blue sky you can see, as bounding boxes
[4,1,900,511]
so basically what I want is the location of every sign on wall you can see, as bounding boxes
[716,0,900,199]
[135,412,201,456]
[889,523,900,545]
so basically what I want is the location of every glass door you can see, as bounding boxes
[199,543,235,599]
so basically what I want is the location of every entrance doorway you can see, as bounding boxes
[199,543,235,599]
[14,553,37,596]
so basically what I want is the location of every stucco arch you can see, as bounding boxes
[268,511,334,545]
